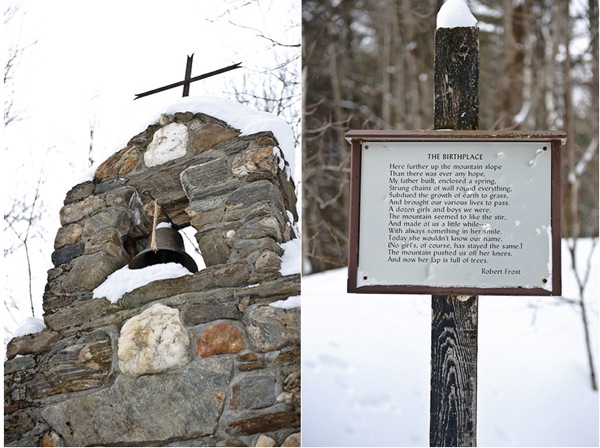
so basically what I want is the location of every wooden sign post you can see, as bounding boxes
[430,26,480,447]
[345,14,564,448]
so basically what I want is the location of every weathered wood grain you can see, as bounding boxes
[431,24,480,448]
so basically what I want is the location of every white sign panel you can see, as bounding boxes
[348,134,562,295]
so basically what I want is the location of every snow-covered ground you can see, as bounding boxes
[302,239,599,447]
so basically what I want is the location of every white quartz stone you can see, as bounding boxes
[118,303,190,377]
[144,122,189,167]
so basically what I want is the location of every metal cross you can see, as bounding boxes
[134,54,242,100]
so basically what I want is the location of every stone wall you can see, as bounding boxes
[4,108,300,447]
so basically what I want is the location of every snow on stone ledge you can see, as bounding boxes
[279,238,301,276]
[12,316,46,337]
[270,295,301,309]
[437,0,477,29]
[93,262,193,303]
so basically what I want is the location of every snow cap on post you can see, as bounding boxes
[436,0,477,29]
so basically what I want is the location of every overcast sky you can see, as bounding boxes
[3,0,300,335]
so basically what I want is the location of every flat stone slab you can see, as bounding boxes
[41,357,233,446]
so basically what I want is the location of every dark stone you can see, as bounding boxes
[81,206,131,237]
[59,196,105,226]
[51,242,85,266]
[94,176,129,195]
[4,409,37,445]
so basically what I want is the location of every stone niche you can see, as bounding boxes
[4,108,300,447]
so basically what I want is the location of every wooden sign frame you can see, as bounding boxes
[346,130,564,296]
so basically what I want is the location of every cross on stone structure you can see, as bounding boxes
[134,54,242,100]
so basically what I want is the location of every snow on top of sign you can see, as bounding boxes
[437,0,477,29]
[93,262,193,303]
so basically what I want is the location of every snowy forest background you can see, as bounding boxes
[302,0,598,272]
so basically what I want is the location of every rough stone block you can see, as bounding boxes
[81,206,131,237]
[183,299,241,325]
[225,180,285,215]
[6,330,61,359]
[64,181,95,205]
[244,305,300,353]
[198,229,231,266]
[44,298,119,333]
[119,262,249,308]
[231,146,278,178]
[234,274,300,304]
[29,331,113,398]
[95,145,141,180]
[41,358,233,446]
[59,195,105,226]
[61,251,126,294]
[83,227,123,255]
[188,122,239,155]
[118,304,190,377]
[254,250,281,274]
[229,372,277,410]
[54,223,82,250]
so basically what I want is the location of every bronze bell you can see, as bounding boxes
[129,226,198,273]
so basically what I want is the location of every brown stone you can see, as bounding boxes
[228,411,300,436]
[6,330,61,359]
[94,145,141,180]
[254,250,281,273]
[54,223,82,249]
[281,433,301,447]
[231,146,278,178]
[188,123,239,155]
[39,431,63,447]
[196,322,246,357]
